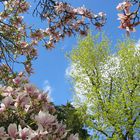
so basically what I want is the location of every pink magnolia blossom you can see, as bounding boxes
[13,76,22,85]
[117,13,128,21]
[18,126,30,140]
[28,125,48,139]
[116,2,131,11]
[37,92,48,102]
[8,123,17,138]
[2,86,14,96]
[24,104,31,112]
[24,84,40,98]
[68,134,79,140]
[35,111,56,127]
[25,84,36,94]
[15,92,30,108]
[117,13,136,33]
[2,96,14,108]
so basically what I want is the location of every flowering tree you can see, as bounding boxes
[0,0,106,85]
[0,74,80,139]
[67,34,140,139]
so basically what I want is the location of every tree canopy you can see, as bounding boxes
[68,34,140,139]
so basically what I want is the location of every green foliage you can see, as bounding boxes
[68,33,140,139]
[55,102,90,140]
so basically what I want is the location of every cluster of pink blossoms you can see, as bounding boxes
[35,0,106,48]
[0,0,39,80]
[116,1,140,35]
[0,74,79,139]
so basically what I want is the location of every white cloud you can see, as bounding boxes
[65,65,71,78]
[65,63,77,78]
[135,39,140,48]
[43,80,53,101]
[65,63,92,107]
[134,39,140,56]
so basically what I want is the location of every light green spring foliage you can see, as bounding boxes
[68,34,140,140]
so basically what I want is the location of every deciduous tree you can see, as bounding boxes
[55,102,90,140]
[68,34,140,139]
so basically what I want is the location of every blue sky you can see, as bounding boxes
[25,0,140,105]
